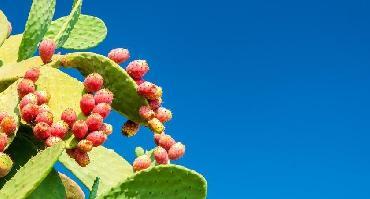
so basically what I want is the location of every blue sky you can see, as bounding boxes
[2,0,370,198]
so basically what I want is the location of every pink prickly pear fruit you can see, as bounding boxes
[0,153,13,177]
[19,93,38,109]
[133,155,151,172]
[135,79,145,86]
[121,120,140,137]
[108,48,130,64]
[94,89,114,104]
[158,134,176,151]
[84,73,104,93]
[21,104,39,123]
[100,123,113,135]
[148,98,162,110]
[49,121,69,138]
[72,120,89,139]
[18,78,35,97]
[139,105,155,121]
[126,60,149,80]
[168,142,186,160]
[147,118,165,134]
[0,134,8,152]
[86,113,103,131]
[45,136,63,147]
[33,122,51,140]
[86,131,107,147]
[61,108,77,128]
[24,67,40,82]
[0,112,8,123]
[91,103,111,118]
[80,94,95,116]
[39,39,56,63]
[154,146,169,165]
[35,111,53,126]
[155,107,172,123]
[34,90,50,105]
[77,139,93,152]
[137,81,162,100]
[38,104,51,113]
[0,116,17,135]
[154,133,164,146]
[73,149,90,167]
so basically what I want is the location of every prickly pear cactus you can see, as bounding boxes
[0,1,207,199]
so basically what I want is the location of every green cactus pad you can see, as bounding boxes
[18,0,56,61]
[46,15,107,50]
[100,165,207,199]
[61,52,148,124]
[89,177,100,199]
[59,146,133,196]
[0,11,9,47]
[59,173,85,199]
[28,169,66,199]
[0,142,64,199]
[0,34,23,66]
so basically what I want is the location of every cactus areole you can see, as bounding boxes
[0,1,207,199]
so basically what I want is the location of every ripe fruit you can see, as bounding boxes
[154,146,169,165]
[21,103,39,123]
[0,116,17,135]
[0,134,8,152]
[73,149,90,167]
[147,118,164,134]
[86,113,103,131]
[108,48,130,64]
[148,98,162,110]
[84,73,104,93]
[38,104,51,113]
[135,79,145,86]
[155,107,172,123]
[121,120,139,137]
[34,90,50,105]
[133,155,151,172]
[86,131,107,146]
[154,133,164,146]
[33,122,51,140]
[0,112,8,123]
[19,93,38,109]
[77,139,93,152]
[94,89,114,104]
[158,134,176,151]
[91,103,111,118]
[24,67,40,82]
[168,142,186,160]
[126,60,149,80]
[61,108,77,128]
[72,120,89,139]
[45,136,62,147]
[18,78,35,97]
[0,153,13,177]
[139,105,155,121]
[39,39,56,63]
[100,123,113,135]
[80,94,95,116]
[49,121,69,138]
[137,81,162,100]
[35,111,53,126]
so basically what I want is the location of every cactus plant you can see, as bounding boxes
[0,1,207,198]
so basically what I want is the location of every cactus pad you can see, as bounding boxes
[89,177,100,199]
[28,169,66,199]
[100,165,207,199]
[46,15,107,50]
[18,0,56,61]
[59,146,133,196]
[59,173,85,199]
[0,11,9,47]
[0,34,23,66]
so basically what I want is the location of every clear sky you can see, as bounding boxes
[2,0,370,198]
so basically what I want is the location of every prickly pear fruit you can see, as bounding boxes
[154,133,164,146]
[0,116,16,135]
[73,149,90,167]
[91,103,111,118]
[126,60,149,80]
[168,142,186,160]
[108,48,130,64]
[154,146,169,165]
[33,122,51,140]
[61,108,77,128]
[72,120,89,140]
[39,39,56,63]
[139,105,155,121]
[35,111,53,126]
[86,113,103,131]
[0,153,13,177]
[86,131,106,147]
[18,79,36,97]
[80,94,95,116]
[49,121,69,138]
[34,90,50,105]
[158,134,176,151]
[21,103,39,123]
[38,104,51,113]
[121,120,139,137]
[24,67,40,82]
[133,155,151,172]
[45,136,63,147]
[149,98,162,110]
[19,93,38,109]
[0,112,8,123]
[94,89,114,104]
[77,139,93,152]
[137,81,162,100]
[84,73,104,93]
[100,123,113,135]
[148,118,164,134]
[0,134,8,152]
[134,79,145,86]
[155,107,172,123]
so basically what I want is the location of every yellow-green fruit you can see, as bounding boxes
[148,118,165,134]
[0,152,13,177]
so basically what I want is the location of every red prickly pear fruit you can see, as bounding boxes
[24,67,40,82]
[135,79,145,86]
[35,111,53,126]
[77,139,93,152]
[38,104,51,113]
[45,136,63,147]
[86,113,103,131]
[158,134,176,151]
[121,120,140,137]
[94,89,114,104]
[148,98,162,110]
[86,131,107,147]
[72,120,89,139]
[133,155,151,172]
[139,105,155,121]
[0,153,13,177]
[168,142,186,160]
[108,48,130,64]
[154,146,169,165]
[61,108,77,128]
[0,112,8,123]
[18,78,35,97]
[84,73,104,93]
[154,133,164,146]
[0,116,17,135]
[21,104,39,123]
[19,93,38,109]
[100,123,113,135]
[91,103,111,118]
[148,118,165,134]
[34,90,50,105]
[49,121,69,138]
[39,39,56,63]
[137,81,162,100]
[155,107,172,123]
[126,60,149,80]
[0,134,8,152]
[80,94,95,116]
[33,122,51,140]
[73,149,90,167]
